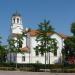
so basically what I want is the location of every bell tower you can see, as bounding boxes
[11,12,23,34]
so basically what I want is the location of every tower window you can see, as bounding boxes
[13,18,15,23]
[17,18,19,23]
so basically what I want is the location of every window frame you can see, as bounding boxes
[22,56,25,62]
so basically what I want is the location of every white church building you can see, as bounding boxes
[7,12,67,64]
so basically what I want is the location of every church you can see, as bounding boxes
[7,12,67,64]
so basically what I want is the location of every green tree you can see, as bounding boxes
[71,22,75,36]
[8,38,16,53]
[62,36,75,64]
[34,20,57,66]
[0,45,7,63]
[0,36,7,63]
[63,22,75,64]
[8,33,24,68]
[0,36,2,44]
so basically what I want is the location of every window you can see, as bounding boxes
[22,56,25,61]
[54,50,57,56]
[17,18,19,23]
[13,18,15,23]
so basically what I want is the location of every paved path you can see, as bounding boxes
[0,71,74,75]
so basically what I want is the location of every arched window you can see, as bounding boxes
[17,18,19,23]
[13,18,15,23]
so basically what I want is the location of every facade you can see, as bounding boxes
[7,12,67,64]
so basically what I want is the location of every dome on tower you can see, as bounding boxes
[12,11,21,17]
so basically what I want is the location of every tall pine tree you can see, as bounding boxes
[34,20,57,65]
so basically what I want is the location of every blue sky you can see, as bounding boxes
[0,0,75,44]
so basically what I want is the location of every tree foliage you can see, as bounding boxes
[34,20,57,59]
[0,36,7,63]
[8,33,25,53]
[63,22,75,64]
[71,22,75,36]
[0,45,7,63]
[63,36,75,57]
[8,32,25,68]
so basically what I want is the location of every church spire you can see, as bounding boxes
[12,11,21,17]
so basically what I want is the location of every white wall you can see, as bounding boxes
[29,33,63,64]
[51,33,63,64]
[16,53,29,63]
[22,37,26,48]
[8,33,64,64]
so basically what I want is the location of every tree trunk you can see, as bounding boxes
[15,52,17,70]
[29,51,30,63]
[49,52,50,65]
[45,51,46,72]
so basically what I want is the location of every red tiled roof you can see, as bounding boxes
[28,30,38,36]
[20,47,29,52]
[28,30,68,39]
[55,33,68,39]
[28,30,54,36]
[12,29,68,39]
